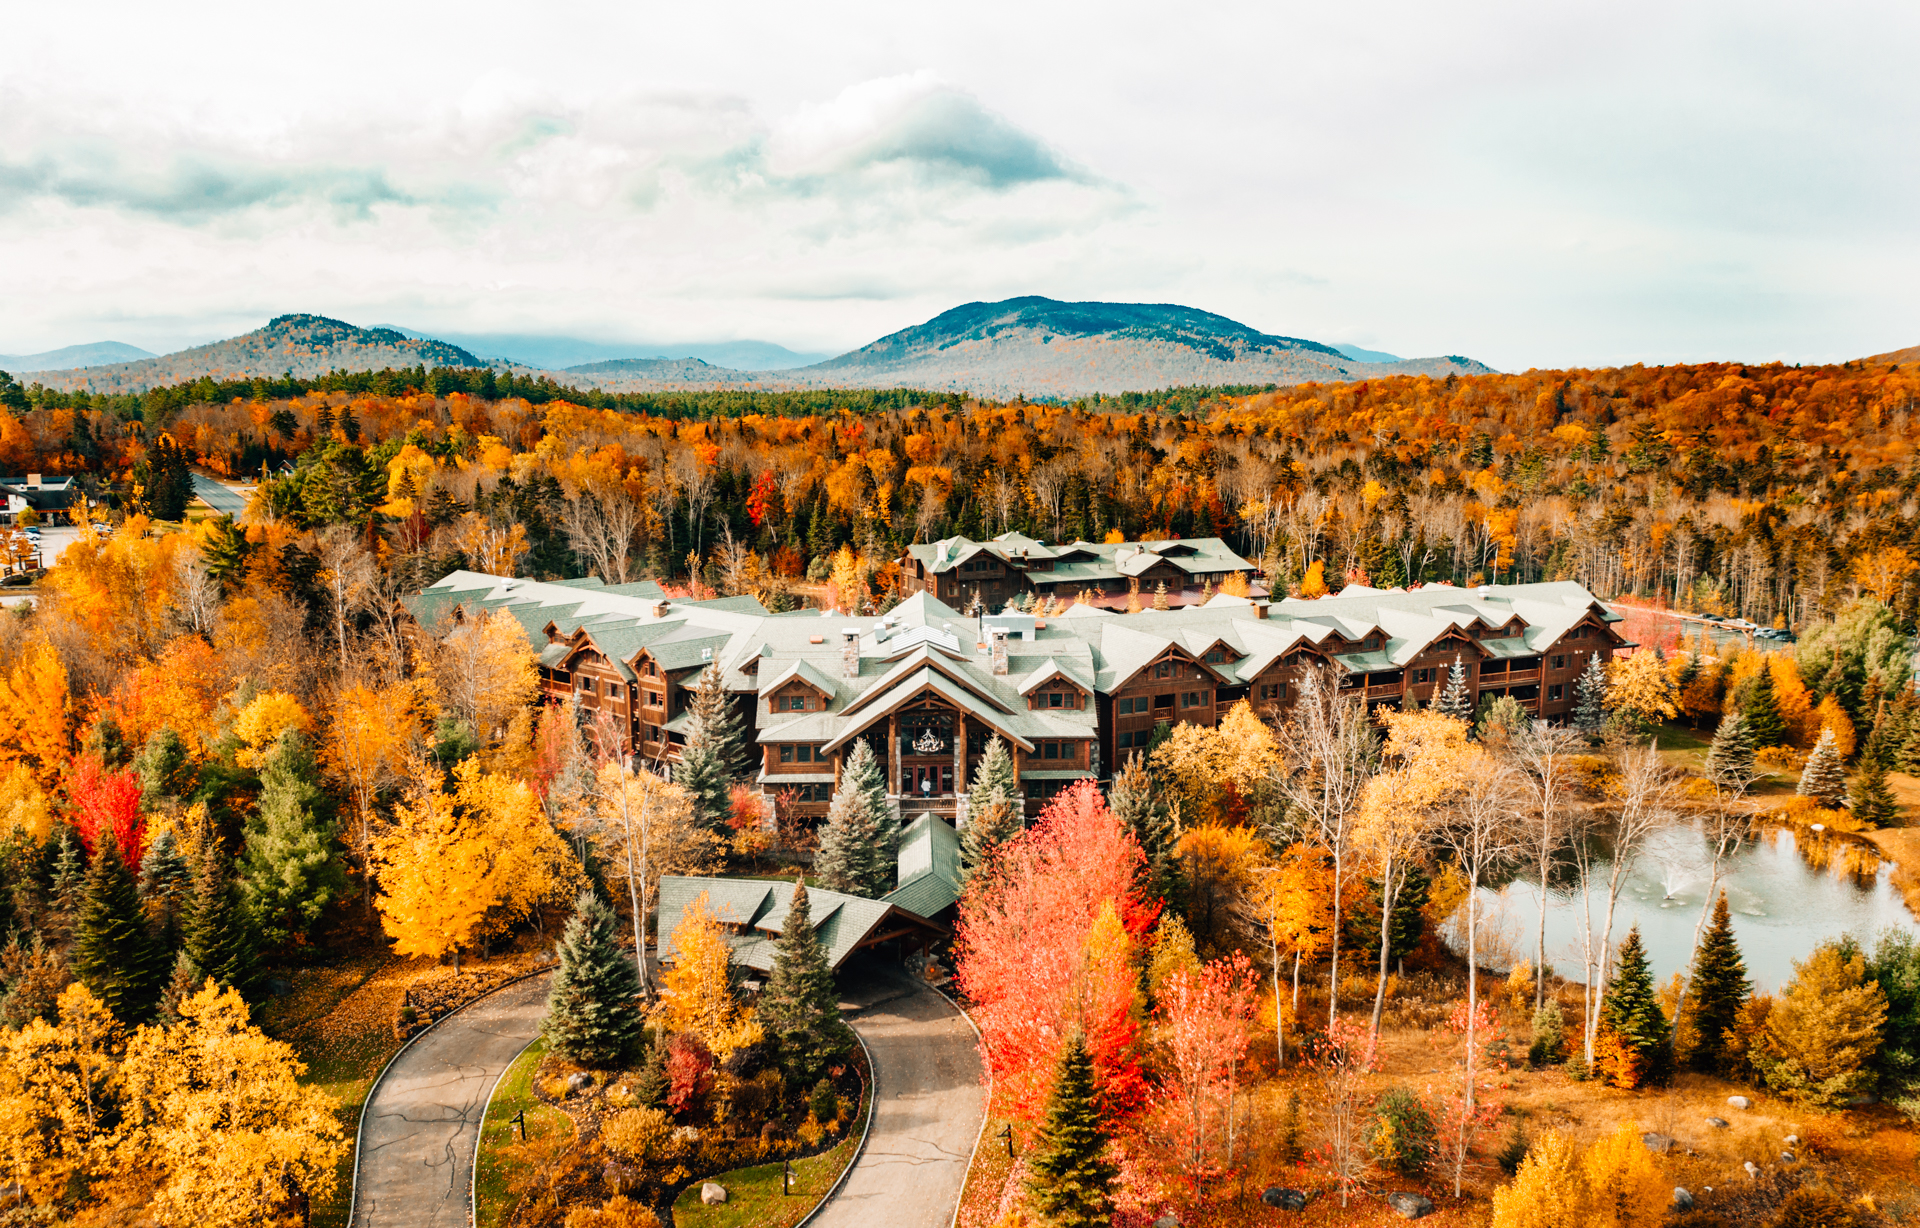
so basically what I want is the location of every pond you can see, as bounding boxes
[1467,823,1920,994]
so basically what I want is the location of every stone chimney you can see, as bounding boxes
[842,628,862,678]
[25,474,40,489]
[990,627,1009,676]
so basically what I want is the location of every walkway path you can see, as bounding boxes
[350,972,553,1228]
[812,968,986,1228]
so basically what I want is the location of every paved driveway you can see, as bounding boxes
[811,964,986,1228]
[350,973,553,1228]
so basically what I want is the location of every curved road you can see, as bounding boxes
[346,964,984,1227]
[350,972,553,1228]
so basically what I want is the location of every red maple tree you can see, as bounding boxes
[67,755,145,869]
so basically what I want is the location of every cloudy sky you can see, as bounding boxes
[1,0,1914,370]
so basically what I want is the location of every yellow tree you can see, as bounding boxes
[0,983,121,1207]
[0,762,53,840]
[1855,546,1917,606]
[324,680,424,905]
[1172,826,1266,955]
[119,980,344,1228]
[653,892,759,1054]
[1149,700,1277,824]
[449,511,530,578]
[1606,651,1679,729]
[1252,842,1336,1066]
[0,642,70,793]
[429,609,536,746]
[577,760,716,999]
[1491,1123,1666,1228]
[231,690,313,769]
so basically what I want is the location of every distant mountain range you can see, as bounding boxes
[381,329,833,372]
[10,299,1491,397]
[0,340,155,370]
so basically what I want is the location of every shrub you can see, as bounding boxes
[809,1076,838,1123]
[1366,1086,1436,1176]
[602,1107,672,1163]
[1528,1001,1566,1066]
[1495,1117,1527,1176]
[665,1032,715,1115]
[1768,1187,1865,1228]
[564,1196,660,1228]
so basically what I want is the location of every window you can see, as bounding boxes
[1154,661,1173,680]
[1181,690,1211,709]
[786,694,808,711]
[1551,655,1567,670]
[1413,667,1432,685]
[1048,691,1064,708]
[1117,696,1142,715]
[1153,693,1175,710]
[778,744,818,763]
[1205,649,1224,663]
[1043,741,1058,760]
[1258,682,1285,701]
[1548,683,1565,702]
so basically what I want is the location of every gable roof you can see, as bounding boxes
[881,813,965,918]
[656,874,943,973]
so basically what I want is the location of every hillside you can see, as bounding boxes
[0,341,154,371]
[22,315,480,393]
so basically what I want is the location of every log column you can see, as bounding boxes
[954,714,968,794]
[888,714,901,796]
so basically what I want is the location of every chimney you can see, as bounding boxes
[990,628,1009,676]
[842,628,862,678]
[1477,586,1491,599]
[25,474,39,490]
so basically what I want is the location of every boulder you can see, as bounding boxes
[1641,1132,1675,1155]
[1673,1188,1695,1211]
[266,976,294,997]
[1262,1188,1308,1211]
[1152,1217,1181,1228]
[1727,1095,1751,1110]
[1783,1134,1800,1147]
[601,1162,641,1194]
[1386,1192,1436,1219]
[1744,1161,1760,1179]
[673,1126,702,1146]
[1780,1151,1797,1163]
[566,1071,594,1094]
[1706,1117,1729,1129]
[701,1182,728,1206]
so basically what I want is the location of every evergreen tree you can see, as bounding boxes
[1679,892,1749,1073]
[960,735,1020,881]
[1848,753,1900,828]
[1025,1032,1118,1228]
[48,826,86,939]
[239,731,345,949]
[157,950,204,1024]
[73,830,165,1024]
[755,879,853,1088]
[1704,712,1757,791]
[1573,653,1609,734]
[133,726,197,806]
[1108,753,1174,899]
[1436,655,1474,721]
[689,662,748,779]
[182,837,252,996]
[1348,862,1431,976]
[1598,925,1670,1084]
[542,891,644,1066]
[1756,940,1889,1108]
[814,741,891,897]
[137,827,193,952]
[1741,663,1787,747]
[677,664,745,832]
[1797,727,1849,807]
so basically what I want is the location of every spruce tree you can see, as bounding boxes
[73,830,165,1024]
[542,891,644,1066]
[815,741,890,897]
[1598,925,1670,1084]
[960,735,1020,881]
[1679,892,1749,1073]
[1436,655,1474,721]
[157,950,204,1024]
[755,879,853,1088]
[239,731,345,949]
[1741,663,1787,748]
[678,665,745,832]
[182,837,252,996]
[133,726,196,807]
[48,826,86,940]
[851,732,900,875]
[1848,753,1900,828]
[1704,712,1758,792]
[1025,1032,1118,1228]
[137,827,193,953]
[1797,727,1849,807]
[1573,653,1609,734]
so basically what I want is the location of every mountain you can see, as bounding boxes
[1333,342,1401,363]
[559,357,765,386]
[1867,343,1920,365]
[386,328,833,372]
[0,341,155,371]
[21,315,481,393]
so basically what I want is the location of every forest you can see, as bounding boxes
[1,353,1919,1226]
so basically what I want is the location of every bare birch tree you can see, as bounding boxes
[1573,741,1678,1061]
[1509,723,1583,1009]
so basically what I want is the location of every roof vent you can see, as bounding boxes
[1478,586,1492,599]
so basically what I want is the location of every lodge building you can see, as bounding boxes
[900,532,1260,610]
[407,573,1627,826]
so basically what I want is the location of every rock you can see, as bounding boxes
[1386,1192,1436,1219]
[1727,1095,1751,1110]
[1152,1217,1181,1228]
[1744,1161,1760,1179]
[673,1126,702,1145]
[1673,1188,1695,1211]
[1780,1151,1797,1163]
[1642,1132,1675,1155]
[1783,1134,1800,1147]
[1262,1188,1308,1211]
[566,1071,594,1093]
[1844,1092,1878,1107]
[700,1182,727,1206]
[602,1162,641,1194]
[266,977,293,997]
[1706,1116,1729,1129]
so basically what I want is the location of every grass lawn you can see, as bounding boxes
[475,1038,571,1228]
[670,1129,864,1228]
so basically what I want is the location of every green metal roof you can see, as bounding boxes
[657,874,937,973]
[881,814,963,918]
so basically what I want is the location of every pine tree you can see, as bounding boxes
[1573,653,1608,734]
[1024,1032,1118,1228]
[678,664,745,832]
[1704,712,1757,792]
[1848,753,1900,828]
[73,830,165,1024]
[815,741,891,897]
[133,726,196,807]
[1679,892,1749,1073]
[542,891,644,1066]
[157,950,204,1024]
[1597,925,1670,1085]
[1797,727,1849,807]
[689,663,748,779]
[1107,753,1173,898]
[240,731,345,949]
[1436,655,1474,721]
[1741,663,1787,748]
[182,837,252,996]
[755,879,853,1087]
[137,827,193,953]
[48,825,86,939]
[961,735,1020,881]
